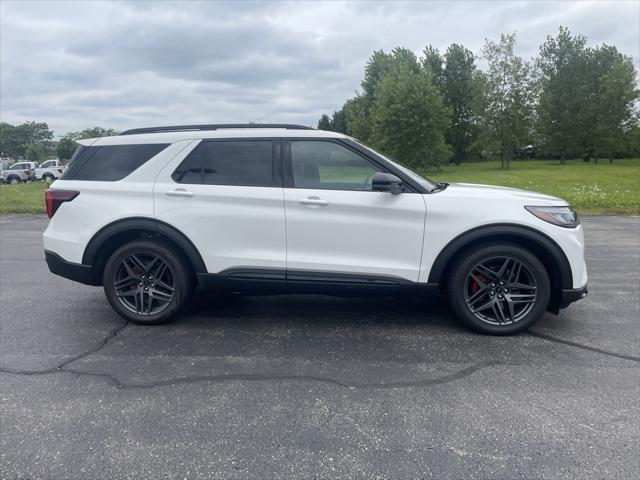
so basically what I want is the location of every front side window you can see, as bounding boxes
[290,141,377,191]
[173,140,275,187]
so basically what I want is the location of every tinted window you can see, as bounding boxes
[62,144,169,181]
[290,141,377,191]
[172,143,203,184]
[203,140,274,187]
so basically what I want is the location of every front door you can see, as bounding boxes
[282,139,426,283]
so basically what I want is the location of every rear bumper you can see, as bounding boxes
[45,250,96,285]
[560,284,588,309]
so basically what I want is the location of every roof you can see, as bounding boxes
[78,126,349,146]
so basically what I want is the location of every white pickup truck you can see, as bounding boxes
[35,159,67,183]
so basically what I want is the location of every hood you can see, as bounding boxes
[444,182,567,205]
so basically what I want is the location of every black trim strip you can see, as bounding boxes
[45,251,96,286]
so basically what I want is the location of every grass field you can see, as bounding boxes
[425,158,639,215]
[1,158,638,215]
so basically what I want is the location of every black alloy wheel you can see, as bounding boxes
[103,240,193,325]
[448,243,551,335]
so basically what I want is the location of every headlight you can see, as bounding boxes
[525,206,579,228]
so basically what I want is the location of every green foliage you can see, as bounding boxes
[25,143,47,162]
[480,33,533,169]
[317,25,638,169]
[56,135,77,160]
[0,121,53,158]
[370,60,452,169]
[317,114,332,131]
[317,111,348,134]
[55,127,119,160]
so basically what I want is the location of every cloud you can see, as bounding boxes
[1,0,638,137]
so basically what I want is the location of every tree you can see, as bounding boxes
[317,114,332,131]
[536,27,590,163]
[25,143,47,162]
[370,59,452,170]
[76,127,118,139]
[480,33,533,169]
[442,44,481,164]
[0,121,52,158]
[421,45,444,91]
[585,46,638,162]
[343,95,371,141]
[330,109,348,134]
[56,135,78,160]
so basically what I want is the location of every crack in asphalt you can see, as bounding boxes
[528,331,640,363]
[2,317,638,392]
[1,353,500,391]
[0,321,129,376]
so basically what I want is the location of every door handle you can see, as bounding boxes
[165,188,194,198]
[298,196,329,207]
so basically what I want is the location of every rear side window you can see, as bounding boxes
[62,144,169,181]
[172,140,276,187]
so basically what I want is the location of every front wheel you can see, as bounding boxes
[447,243,550,335]
[103,240,194,325]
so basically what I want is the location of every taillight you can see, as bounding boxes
[45,189,79,218]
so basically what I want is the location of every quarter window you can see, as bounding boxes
[290,141,377,191]
[61,144,169,181]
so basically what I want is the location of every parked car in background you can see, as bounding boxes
[36,159,67,183]
[1,161,36,184]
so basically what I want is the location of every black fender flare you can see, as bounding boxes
[427,223,573,290]
[82,217,207,273]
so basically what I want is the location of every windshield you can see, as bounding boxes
[350,139,438,191]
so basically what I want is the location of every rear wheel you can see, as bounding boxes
[8,176,20,185]
[103,240,194,325]
[447,243,550,335]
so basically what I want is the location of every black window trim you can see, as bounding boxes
[172,137,283,188]
[282,138,424,193]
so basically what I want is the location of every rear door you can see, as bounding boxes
[282,139,426,283]
[154,139,286,276]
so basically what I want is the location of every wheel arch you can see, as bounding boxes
[82,217,207,285]
[428,223,573,313]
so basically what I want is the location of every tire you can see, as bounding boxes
[447,243,550,335]
[8,176,20,185]
[43,174,54,184]
[103,240,194,325]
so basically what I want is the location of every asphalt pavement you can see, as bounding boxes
[1,215,639,479]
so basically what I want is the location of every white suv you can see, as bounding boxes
[43,124,587,334]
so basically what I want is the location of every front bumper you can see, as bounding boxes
[560,284,588,309]
[45,250,96,285]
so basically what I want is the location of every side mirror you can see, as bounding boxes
[372,172,403,194]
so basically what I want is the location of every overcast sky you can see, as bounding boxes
[1,0,638,137]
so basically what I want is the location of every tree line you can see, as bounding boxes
[0,123,117,162]
[317,27,639,169]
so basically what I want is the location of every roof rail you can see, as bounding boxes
[119,124,314,136]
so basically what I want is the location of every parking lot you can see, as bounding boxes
[1,215,638,479]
